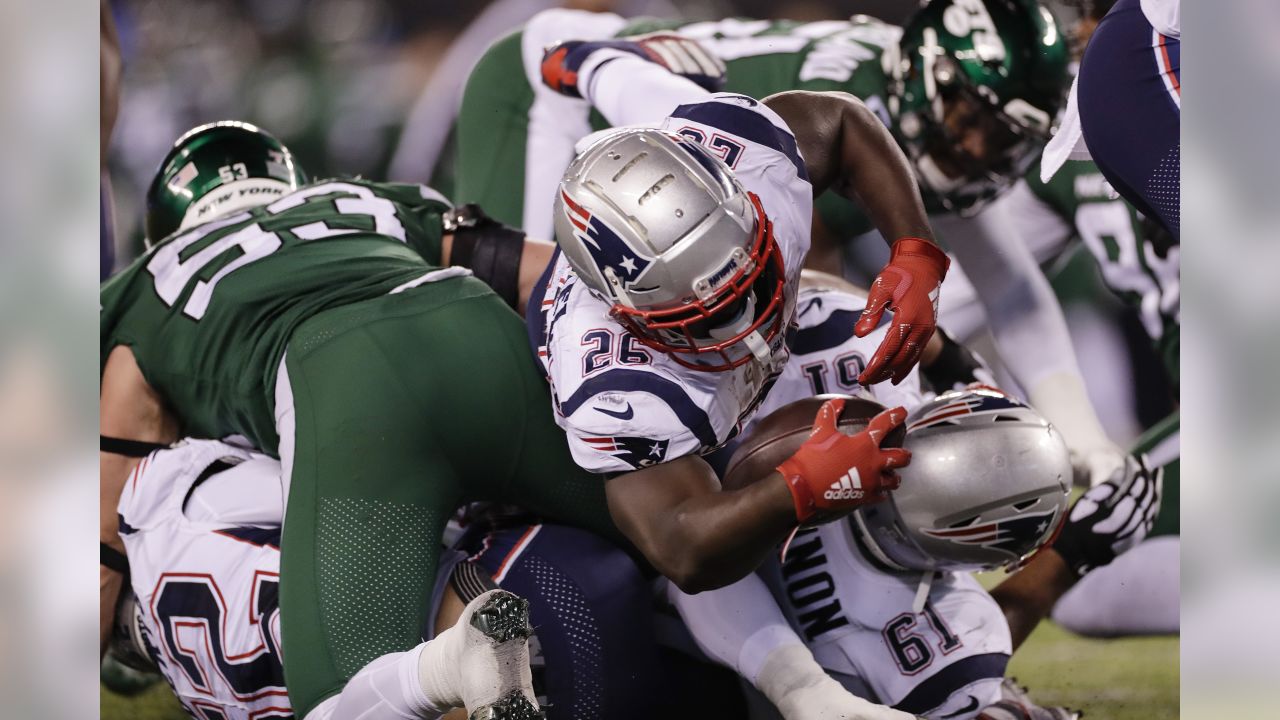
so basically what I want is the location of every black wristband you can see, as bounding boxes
[1049,522,1092,578]
[101,435,166,457]
[447,204,524,311]
[101,542,130,575]
[920,328,985,393]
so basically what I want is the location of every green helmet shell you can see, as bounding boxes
[145,121,306,243]
[887,0,1069,214]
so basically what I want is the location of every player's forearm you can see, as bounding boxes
[580,53,708,127]
[101,565,124,656]
[989,549,1077,651]
[608,464,796,593]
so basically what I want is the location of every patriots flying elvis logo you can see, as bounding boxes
[561,190,652,289]
[908,391,1023,432]
[583,436,669,469]
[921,509,1057,555]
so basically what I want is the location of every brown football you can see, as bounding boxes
[722,394,907,495]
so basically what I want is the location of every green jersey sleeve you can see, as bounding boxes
[100,179,455,453]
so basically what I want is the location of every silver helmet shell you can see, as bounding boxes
[553,128,787,370]
[852,388,1071,572]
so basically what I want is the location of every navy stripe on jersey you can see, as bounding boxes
[670,100,808,181]
[793,309,859,355]
[525,248,561,356]
[893,652,1010,715]
[118,514,139,536]
[560,369,718,450]
[215,526,282,549]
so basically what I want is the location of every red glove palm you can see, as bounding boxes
[777,399,910,525]
[856,237,950,386]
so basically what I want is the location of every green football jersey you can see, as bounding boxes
[101,179,452,453]
[614,17,902,238]
[1025,163,1180,379]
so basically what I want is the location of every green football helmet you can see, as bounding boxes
[144,121,306,243]
[886,0,1069,214]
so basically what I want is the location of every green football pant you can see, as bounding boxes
[1134,410,1179,537]
[276,274,619,717]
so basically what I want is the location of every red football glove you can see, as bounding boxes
[541,36,727,99]
[776,399,910,525]
[856,237,951,386]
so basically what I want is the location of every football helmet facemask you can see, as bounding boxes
[554,129,788,372]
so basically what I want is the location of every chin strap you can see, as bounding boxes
[101,543,130,575]
[911,570,935,614]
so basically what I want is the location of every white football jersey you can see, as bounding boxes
[748,284,1001,718]
[531,94,813,474]
[763,521,1010,718]
[118,439,290,720]
[753,282,924,420]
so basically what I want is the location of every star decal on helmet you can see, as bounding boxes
[921,508,1057,555]
[560,189,653,289]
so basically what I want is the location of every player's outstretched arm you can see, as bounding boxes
[605,400,908,593]
[764,90,949,387]
[100,346,178,655]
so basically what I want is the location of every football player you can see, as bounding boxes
[1008,0,1179,637]
[1042,0,1179,237]
[99,121,637,719]
[106,438,670,720]
[443,1,1131,490]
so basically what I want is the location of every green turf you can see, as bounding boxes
[101,681,186,720]
[102,626,1179,720]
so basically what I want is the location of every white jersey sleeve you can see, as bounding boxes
[765,522,1010,717]
[531,95,814,474]
[118,439,289,720]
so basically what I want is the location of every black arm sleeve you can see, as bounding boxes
[447,204,525,311]
[920,328,989,393]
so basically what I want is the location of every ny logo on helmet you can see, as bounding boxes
[560,189,653,291]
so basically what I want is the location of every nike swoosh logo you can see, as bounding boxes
[594,403,634,421]
[939,696,980,718]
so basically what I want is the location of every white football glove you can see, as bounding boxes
[1053,453,1163,576]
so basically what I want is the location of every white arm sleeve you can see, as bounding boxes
[667,574,806,686]
[933,201,1117,458]
[305,646,444,720]
[578,52,710,128]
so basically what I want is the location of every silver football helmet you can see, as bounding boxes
[553,128,787,371]
[853,387,1071,572]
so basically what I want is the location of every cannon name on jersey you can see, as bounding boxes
[533,95,813,474]
[118,440,289,720]
[763,520,1011,718]
[746,283,1007,718]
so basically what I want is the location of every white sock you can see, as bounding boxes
[417,594,535,711]
[1053,535,1180,636]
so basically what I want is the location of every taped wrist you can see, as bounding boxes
[921,328,984,392]
[446,204,523,311]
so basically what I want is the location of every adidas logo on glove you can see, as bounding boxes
[824,470,866,501]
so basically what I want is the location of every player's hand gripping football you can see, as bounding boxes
[856,237,951,386]
[541,34,727,99]
[1052,453,1162,577]
[776,398,910,524]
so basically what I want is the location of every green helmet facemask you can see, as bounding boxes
[886,0,1069,214]
[145,121,306,244]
